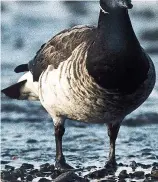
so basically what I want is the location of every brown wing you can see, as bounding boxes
[28,25,96,81]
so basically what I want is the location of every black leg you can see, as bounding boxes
[54,123,73,171]
[105,122,121,168]
[55,124,65,163]
[84,122,121,178]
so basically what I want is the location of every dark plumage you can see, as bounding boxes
[1,80,27,99]
[14,64,28,73]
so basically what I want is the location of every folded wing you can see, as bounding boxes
[28,25,96,81]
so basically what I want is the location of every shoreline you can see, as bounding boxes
[1,161,158,182]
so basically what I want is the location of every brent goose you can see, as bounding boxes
[2,0,156,170]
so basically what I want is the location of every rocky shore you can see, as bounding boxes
[1,161,158,182]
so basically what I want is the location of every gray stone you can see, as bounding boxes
[133,171,144,179]
[118,170,128,179]
[54,171,88,182]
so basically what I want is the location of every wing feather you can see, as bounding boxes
[28,25,96,81]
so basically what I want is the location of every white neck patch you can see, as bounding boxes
[100,5,110,15]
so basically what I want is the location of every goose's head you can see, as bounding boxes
[100,0,133,12]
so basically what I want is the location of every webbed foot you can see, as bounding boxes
[104,159,117,171]
[55,160,74,171]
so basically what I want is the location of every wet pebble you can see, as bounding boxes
[145,173,151,178]
[38,178,52,182]
[54,171,88,182]
[118,162,124,167]
[19,168,27,178]
[50,170,61,179]
[40,163,54,172]
[1,170,17,181]
[151,166,158,178]
[118,179,126,182]
[14,168,25,180]
[21,163,34,170]
[143,179,158,182]
[29,169,39,176]
[118,170,128,179]
[133,171,145,179]
[26,174,34,181]
[100,179,116,182]
[5,165,15,171]
[129,172,134,179]
[152,162,158,167]
[36,171,46,177]
[85,168,107,179]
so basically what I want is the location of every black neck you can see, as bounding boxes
[96,8,140,55]
[86,6,149,94]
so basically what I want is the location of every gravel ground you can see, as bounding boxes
[1,161,158,182]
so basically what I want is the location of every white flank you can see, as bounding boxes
[18,72,39,101]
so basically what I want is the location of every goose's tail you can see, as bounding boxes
[2,80,27,99]
[1,72,39,101]
[14,63,29,73]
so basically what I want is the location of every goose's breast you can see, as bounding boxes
[38,46,155,124]
[38,52,122,124]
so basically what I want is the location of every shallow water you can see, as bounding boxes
[1,120,158,169]
[1,1,158,177]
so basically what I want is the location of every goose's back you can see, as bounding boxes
[29,25,96,81]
